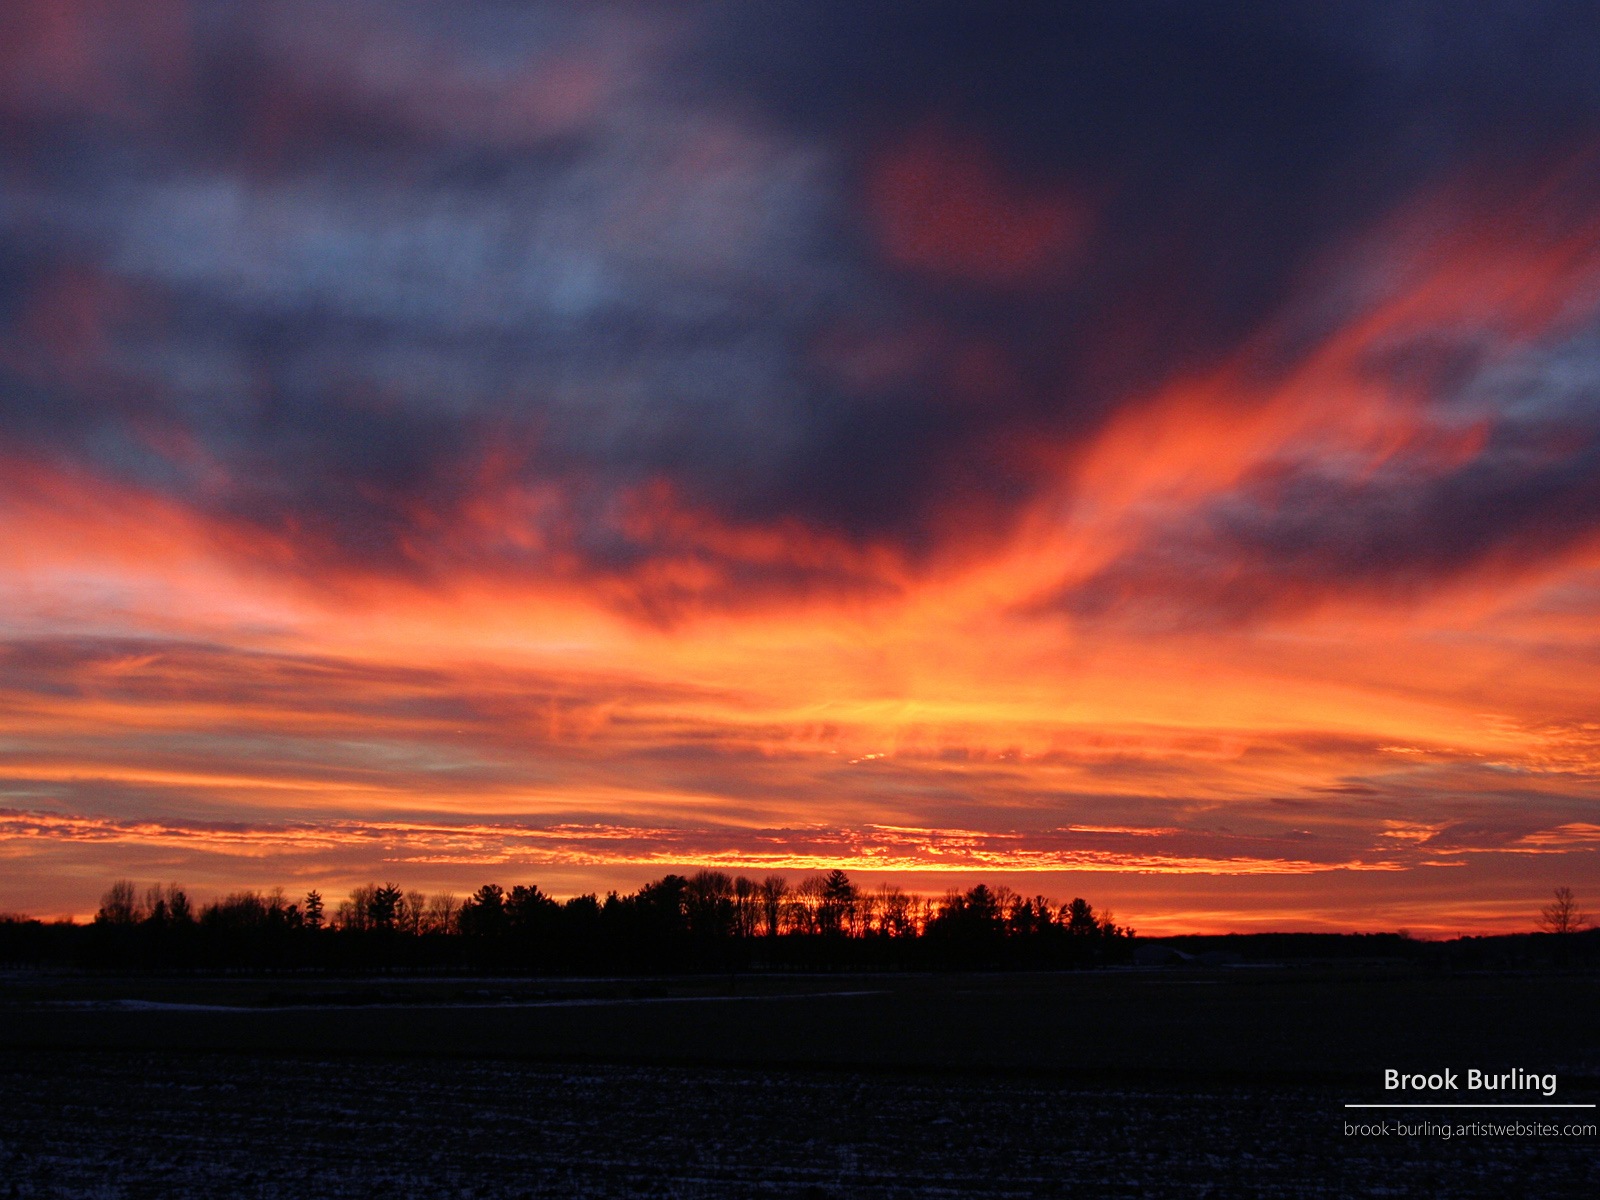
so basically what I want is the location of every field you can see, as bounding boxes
[4,967,1598,1197]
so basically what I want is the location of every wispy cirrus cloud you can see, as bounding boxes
[0,808,1414,875]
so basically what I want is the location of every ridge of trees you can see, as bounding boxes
[0,870,1132,972]
[6,878,1593,973]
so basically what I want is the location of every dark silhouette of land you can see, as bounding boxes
[4,963,1598,1198]
[7,872,1597,975]
[2,870,1137,972]
[6,874,1598,1198]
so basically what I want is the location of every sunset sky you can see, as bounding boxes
[3,2,1600,934]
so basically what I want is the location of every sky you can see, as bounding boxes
[3,1,1600,934]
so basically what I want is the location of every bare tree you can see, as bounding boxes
[338,885,376,931]
[1539,886,1588,934]
[874,884,912,937]
[403,890,428,935]
[789,875,826,934]
[732,876,760,938]
[97,880,142,925]
[851,887,878,938]
[758,875,788,937]
[202,891,272,930]
[425,892,459,935]
[141,883,191,926]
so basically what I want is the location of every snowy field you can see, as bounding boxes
[3,1051,1594,1199]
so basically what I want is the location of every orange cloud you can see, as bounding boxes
[3,156,1600,933]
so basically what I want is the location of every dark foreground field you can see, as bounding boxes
[4,967,1598,1198]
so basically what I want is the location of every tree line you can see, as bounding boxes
[0,869,1133,971]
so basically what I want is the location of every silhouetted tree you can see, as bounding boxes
[402,890,427,935]
[790,876,825,934]
[759,875,788,937]
[819,870,856,935]
[338,886,374,931]
[424,892,458,934]
[268,888,302,930]
[505,884,558,963]
[1064,897,1100,936]
[850,887,879,938]
[686,871,735,938]
[925,885,1007,966]
[367,883,404,930]
[97,880,141,925]
[935,885,1002,934]
[874,884,913,937]
[143,884,167,926]
[557,893,603,968]
[1098,909,1130,939]
[1003,894,1050,938]
[302,889,325,930]
[458,883,507,938]
[635,874,688,924]
[203,891,269,930]
[139,883,192,928]
[733,875,760,938]
[62,870,1154,973]
[1540,886,1588,934]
